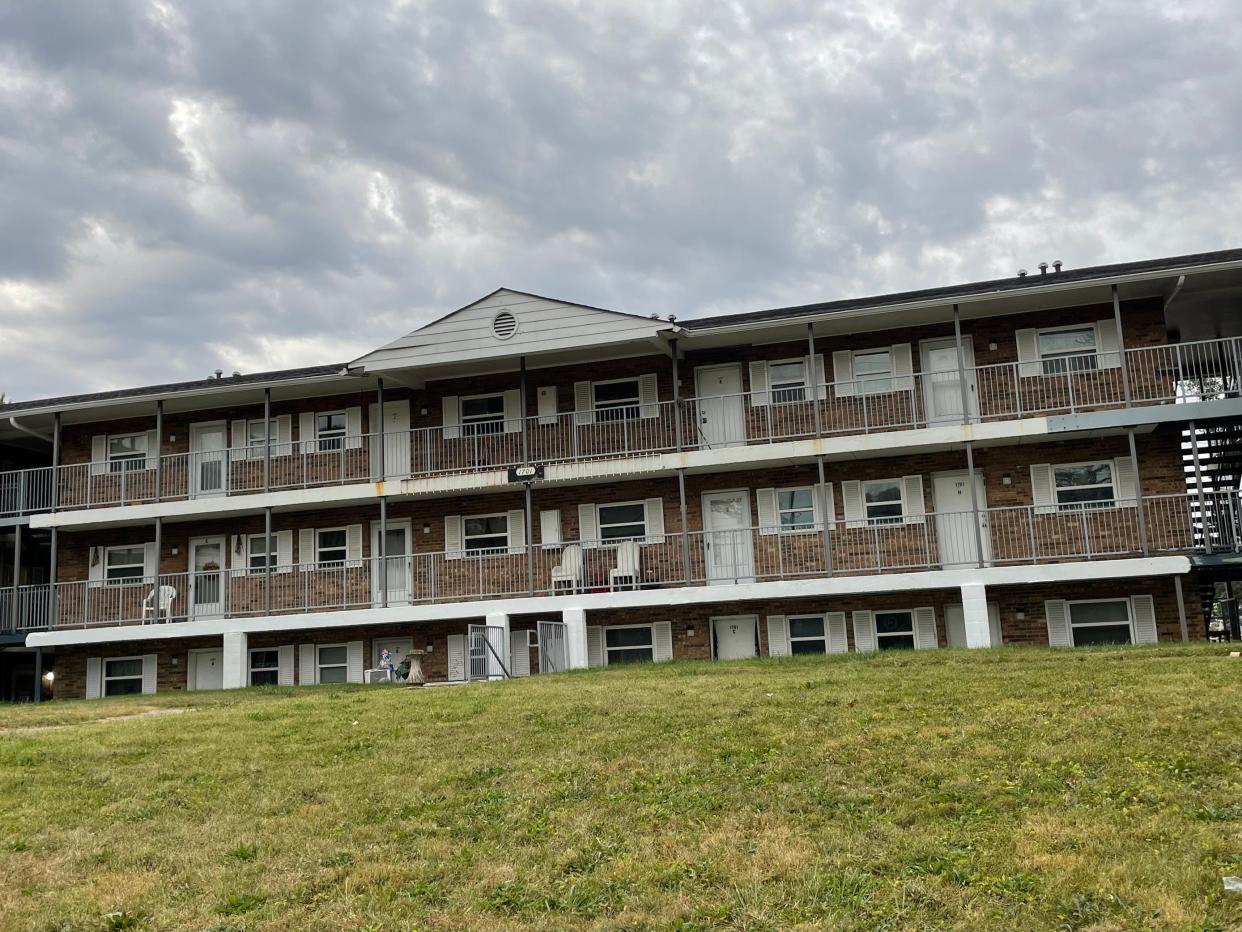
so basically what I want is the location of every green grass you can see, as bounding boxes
[2,645,1241,930]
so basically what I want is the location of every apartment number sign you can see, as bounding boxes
[508,464,545,483]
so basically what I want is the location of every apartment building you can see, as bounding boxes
[2,248,1241,700]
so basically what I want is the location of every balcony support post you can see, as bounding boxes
[264,507,272,614]
[677,468,692,584]
[965,441,985,569]
[153,518,161,610]
[48,527,58,628]
[806,322,823,436]
[33,647,42,703]
[379,497,388,609]
[375,379,385,481]
[525,482,535,595]
[952,304,971,425]
[263,388,272,491]
[51,412,61,512]
[1112,284,1133,408]
[1127,429,1149,555]
[519,356,529,463]
[816,454,834,576]
[154,400,163,502]
[671,338,683,451]
[10,522,21,631]
[1188,420,1210,553]
[1173,574,1189,642]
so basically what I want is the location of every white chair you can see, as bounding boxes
[550,543,583,593]
[609,540,641,591]
[142,585,177,623]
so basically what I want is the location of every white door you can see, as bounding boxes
[921,338,976,423]
[189,423,228,497]
[702,490,755,583]
[712,615,758,660]
[695,364,746,448]
[190,650,224,690]
[373,636,413,670]
[932,473,991,568]
[370,520,412,605]
[189,536,226,619]
[369,400,411,478]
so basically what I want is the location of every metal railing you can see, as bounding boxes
[3,336,1240,517]
[6,490,1237,634]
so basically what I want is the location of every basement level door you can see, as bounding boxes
[190,649,223,690]
[189,536,225,619]
[713,615,759,660]
[703,490,755,584]
[695,364,746,449]
[189,422,228,497]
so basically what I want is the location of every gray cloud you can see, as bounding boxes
[1,0,1239,400]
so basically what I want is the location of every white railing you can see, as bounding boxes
[7,491,1237,633]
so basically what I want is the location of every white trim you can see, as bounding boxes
[461,511,510,553]
[1052,459,1117,510]
[314,526,350,566]
[314,642,350,684]
[595,500,648,543]
[1066,596,1135,645]
[247,646,283,686]
[785,612,829,654]
[773,485,818,533]
[861,477,905,525]
[101,654,146,696]
[601,622,657,664]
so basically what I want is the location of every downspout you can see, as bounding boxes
[8,416,53,443]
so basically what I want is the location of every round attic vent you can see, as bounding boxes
[492,309,518,340]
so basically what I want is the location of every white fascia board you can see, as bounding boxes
[26,556,1189,648]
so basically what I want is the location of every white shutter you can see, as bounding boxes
[766,615,789,657]
[748,361,770,407]
[145,430,159,470]
[507,509,526,555]
[1031,464,1056,514]
[842,480,865,528]
[653,621,673,662]
[503,389,521,434]
[275,415,292,454]
[945,604,966,648]
[644,498,665,544]
[447,634,466,682]
[88,547,104,585]
[537,386,558,425]
[756,488,778,536]
[510,630,531,676]
[141,654,157,694]
[277,645,295,685]
[891,343,914,392]
[90,436,108,475]
[231,419,248,457]
[299,413,315,453]
[345,407,363,449]
[587,626,604,667]
[811,353,827,400]
[826,612,849,654]
[1016,329,1040,377]
[1045,599,1072,647]
[913,606,938,649]
[143,542,158,580]
[833,351,855,397]
[578,503,598,548]
[441,396,460,440]
[852,610,877,652]
[1131,594,1158,644]
[902,475,925,524]
[540,509,562,548]
[299,529,315,568]
[816,483,834,529]
[346,641,364,682]
[299,644,316,684]
[1095,319,1121,369]
[1113,456,1137,507]
[346,524,363,567]
[444,515,463,560]
[639,373,658,419]
[86,657,102,699]
[231,535,248,576]
[276,530,293,573]
[574,382,594,425]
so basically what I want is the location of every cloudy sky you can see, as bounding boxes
[1,1,1239,401]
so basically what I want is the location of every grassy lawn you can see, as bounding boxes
[2,646,1241,930]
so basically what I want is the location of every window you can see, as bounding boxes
[249,649,280,686]
[768,360,807,404]
[1038,326,1098,374]
[875,610,915,650]
[1069,599,1132,646]
[1054,462,1115,510]
[597,502,646,542]
[107,433,147,472]
[248,534,277,572]
[854,350,893,394]
[316,412,347,451]
[246,420,277,458]
[777,487,815,531]
[460,394,506,436]
[863,479,903,525]
[105,546,146,584]
[463,514,508,553]
[605,625,654,664]
[316,529,348,567]
[317,645,348,683]
[593,379,641,422]
[788,615,827,655]
[103,657,144,696]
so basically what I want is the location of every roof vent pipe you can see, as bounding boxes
[1038,262,1048,276]
[1053,259,1063,273]
[667,315,677,322]
[1018,269,1027,278]
[214,369,223,380]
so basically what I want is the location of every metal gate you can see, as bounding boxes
[467,624,510,681]
[537,620,567,674]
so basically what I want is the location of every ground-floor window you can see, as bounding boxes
[875,610,915,650]
[1069,599,1132,645]
[249,649,280,685]
[605,625,654,664]
[104,657,144,696]
[317,645,348,683]
[788,615,827,654]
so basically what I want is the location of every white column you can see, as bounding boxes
[222,631,248,689]
[563,606,588,669]
[960,583,991,648]
[486,611,510,680]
